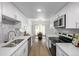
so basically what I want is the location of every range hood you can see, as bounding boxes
[2,15,21,25]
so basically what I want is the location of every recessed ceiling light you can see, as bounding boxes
[37,9,42,12]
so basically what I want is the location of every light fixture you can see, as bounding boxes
[37,8,42,12]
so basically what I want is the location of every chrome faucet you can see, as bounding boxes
[8,31,16,41]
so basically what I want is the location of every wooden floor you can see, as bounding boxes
[29,40,50,56]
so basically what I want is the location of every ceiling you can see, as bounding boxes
[13,2,68,19]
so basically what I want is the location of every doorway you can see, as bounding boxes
[35,24,45,35]
[34,24,46,43]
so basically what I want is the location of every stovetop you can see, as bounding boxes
[51,39,65,46]
[51,39,65,43]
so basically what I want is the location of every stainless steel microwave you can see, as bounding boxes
[54,14,66,28]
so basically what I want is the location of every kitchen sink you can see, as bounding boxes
[12,39,24,44]
[3,43,16,47]
[2,39,24,47]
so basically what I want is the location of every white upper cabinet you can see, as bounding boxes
[53,2,79,28]
[2,2,28,30]
[2,2,26,22]
[2,2,17,20]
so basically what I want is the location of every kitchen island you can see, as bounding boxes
[0,36,31,56]
[56,43,79,56]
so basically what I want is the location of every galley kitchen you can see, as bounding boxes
[0,2,79,56]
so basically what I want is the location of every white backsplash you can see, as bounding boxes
[2,24,15,42]
[0,22,21,43]
[56,28,79,34]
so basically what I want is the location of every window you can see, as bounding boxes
[35,24,45,35]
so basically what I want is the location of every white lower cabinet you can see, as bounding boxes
[56,45,68,56]
[12,41,28,56]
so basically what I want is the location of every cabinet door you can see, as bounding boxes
[2,2,20,21]
[28,37,31,55]
[56,45,68,56]
[12,50,21,56]
[12,41,28,56]
[2,2,14,18]
[24,41,28,56]
[20,41,28,56]
[56,46,63,56]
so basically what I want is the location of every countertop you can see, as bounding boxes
[0,36,30,56]
[47,35,59,37]
[56,43,79,56]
